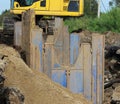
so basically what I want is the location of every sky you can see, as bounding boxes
[101,0,111,12]
[0,0,10,14]
[0,0,111,14]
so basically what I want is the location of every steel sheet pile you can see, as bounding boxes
[0,44,90,104]
[78,30,120,104]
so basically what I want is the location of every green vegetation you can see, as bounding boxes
[110,0,120,7]
[65,7,120,33]
[64,16,90,32]
[87,8,120,33]
[84,0,98,16]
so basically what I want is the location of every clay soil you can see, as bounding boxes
[0,44,91,104]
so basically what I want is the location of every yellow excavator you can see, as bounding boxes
[10,0,84,33]
[11,0,84,16]
[2,0,84,44]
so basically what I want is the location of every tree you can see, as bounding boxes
[84,0,98,16]
[109,0,120,7]
[115,0,120,7]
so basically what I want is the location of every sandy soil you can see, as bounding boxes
[0,44,91,104]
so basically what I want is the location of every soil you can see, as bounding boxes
[0,44,91,104]
[112,85,120,101]
[104,83,120,104]
[70,30,120,104]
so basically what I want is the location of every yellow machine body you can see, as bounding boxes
[10,0,84,16]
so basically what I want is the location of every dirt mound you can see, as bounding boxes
[112,86,120,101]
[0,44,90,104]
[77,30,120,46]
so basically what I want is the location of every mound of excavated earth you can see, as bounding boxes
[0,44,90,104]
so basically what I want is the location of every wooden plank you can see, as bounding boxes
[14,22,22,46]
[82,43,92,101]
[70,33,80,65]
[22,9,35,66]
[92,34,105,104]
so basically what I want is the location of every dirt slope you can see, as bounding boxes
[0,44,90,104]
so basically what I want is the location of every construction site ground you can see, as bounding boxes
[0,44,91,104]
[0,30,120,103]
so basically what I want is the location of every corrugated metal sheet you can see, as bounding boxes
[31,29,43,72]
[69,70,83,94]
[73,44,83,70]
[52,70,67,87]
[54,18,64,66]
[14,22,22,46]
[82,43,92,100]
[63,26,70,65]
[44,45,52,77]
[70,33,80,65]
[43,36,54,77]
[92,34,105,104]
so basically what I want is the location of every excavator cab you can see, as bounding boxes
[10,0,84,34]
[10,0,84,16]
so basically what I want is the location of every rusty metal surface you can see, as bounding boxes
[43,35,54,77]
[63,26,70,66]
[70,33,80,65]
[52,69,84,94]
[52,69,67,87]
[92,34,105,104]
[73,44,83,70]
[82,43,92,101]
[53,18,64,66]
[22,9,35,66]
[31,29,43,72]
[44,44,52,77]
[69,70,83,94]
[14,22,22,46]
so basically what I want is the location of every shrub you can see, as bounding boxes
[65,7,120,33]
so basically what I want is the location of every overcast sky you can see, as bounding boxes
[0,0,111,14]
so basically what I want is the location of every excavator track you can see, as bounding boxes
[2,15,56,46]
[37,17,55,35]
[1,17,15,45]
